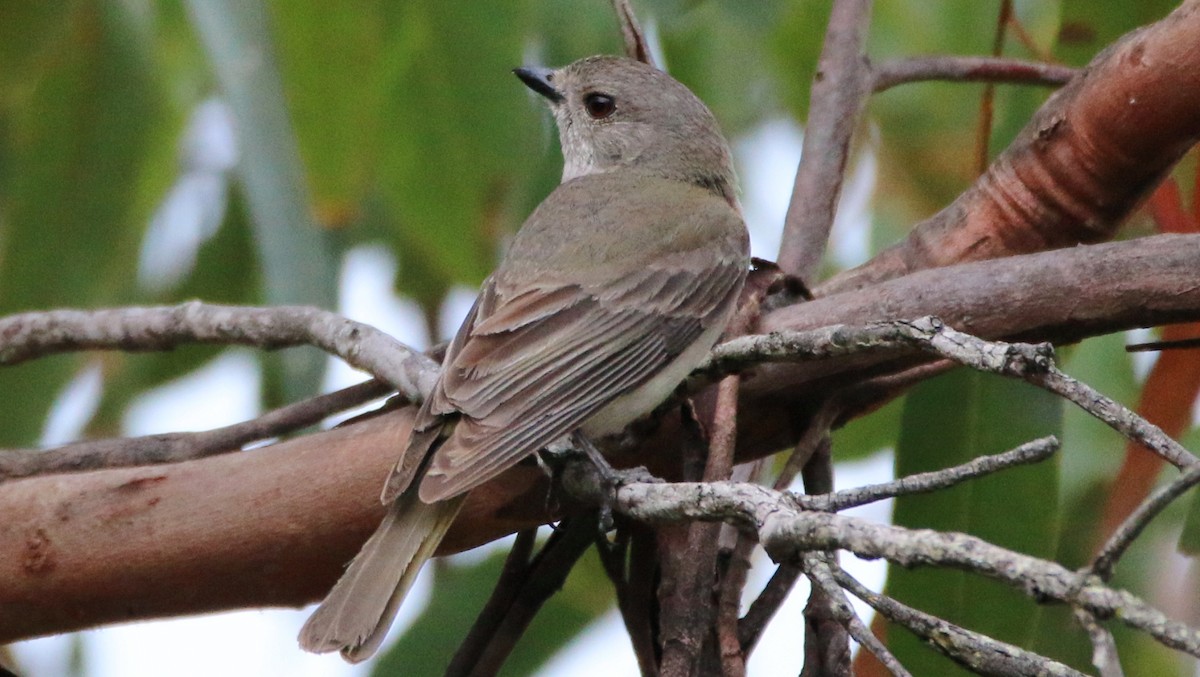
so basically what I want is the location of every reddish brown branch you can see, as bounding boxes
[822,0,1200,295]
[872,56,1076,93]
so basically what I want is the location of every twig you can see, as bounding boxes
[595,523,660,677]
[832,567,1085,677]
[775,408,839,491]
[872,56,1075,93]
[615,479,1200,658]
[797,456,850,677]
[1089,463,1200,580]
[738,563,801,653]
[804,555,911,677]
[1073,608,1125,677]
[0,379,392,481]
[445,529,537,676]
[777,0,874,282]
[698,317,1200,470]
[445,516,596,676]
[659,374,741,676]
[611,0,655,67]
[802,436,1059,512]
[974,1,1013,175]
[0,302,439,401]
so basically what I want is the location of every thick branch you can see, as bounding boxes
[822,0,1200,294]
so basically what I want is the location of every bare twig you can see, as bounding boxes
[596,523,660,677]
[616,480,1200,658]
[446,529,537,676]
[1089,463,1200,581]
[659,374,741,676]
[833,567,1085,677]
[804,555,911,677]
[974,1,1013,175]
[798,455,850,677]
[699,317,1200,471]
[1073,608,1125,677]
[775,408,839,492]
[802,436,1059,512]
[777,0,874,282]
[872,56,1075,93]
[611,0,655,67]
[0,379,391,481]
[0,302,439,400]
[446,517,596,676]
[738,563,801,654]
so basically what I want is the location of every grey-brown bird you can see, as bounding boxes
[299,55,749,662]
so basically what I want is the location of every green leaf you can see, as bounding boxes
[1056,1,1180,67]
[884,369,1063,674]
[0,1,168,444]
[832,395,905,462]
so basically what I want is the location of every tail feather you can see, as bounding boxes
[298,490,466,663]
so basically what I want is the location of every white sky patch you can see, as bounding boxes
[138,99,236,292]
[735,118,803,261]
[40,361,104,447]
[122,350,260,435]
[439,285,481,344]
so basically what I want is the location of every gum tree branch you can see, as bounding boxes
[803,555,911,677]
[0,379,391,481]
[0,302,439,400]
[8,233,1200,641]
[799,436,1059,512]
[832,567,1085,677]
[616,480,1200,658]
[1089,463,1200,581]
[821,0,1200,295]
[705,317,1199,471]
[872,56,1076,93]
[776,0,874,282]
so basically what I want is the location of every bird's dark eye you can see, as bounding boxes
[584,93,616,119]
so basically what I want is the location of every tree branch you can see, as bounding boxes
[0,302,439,400]
[821,0,1200,295]
[832,567,1086,677]
[776,0,874,282]
[0,379,391,481]
[872,56,1076,93]
[803,555,910,677]
[617,480,1200,659]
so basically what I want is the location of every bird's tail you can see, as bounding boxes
[298,489,466,663]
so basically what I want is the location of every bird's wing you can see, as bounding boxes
[414,243,746,503]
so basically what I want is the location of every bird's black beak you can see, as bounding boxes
[514,66,564,104]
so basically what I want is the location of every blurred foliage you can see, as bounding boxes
[1,1,1198,675]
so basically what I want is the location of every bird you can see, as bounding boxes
[299,54,750,663]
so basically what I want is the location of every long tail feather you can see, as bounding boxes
[298,490,466,663]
